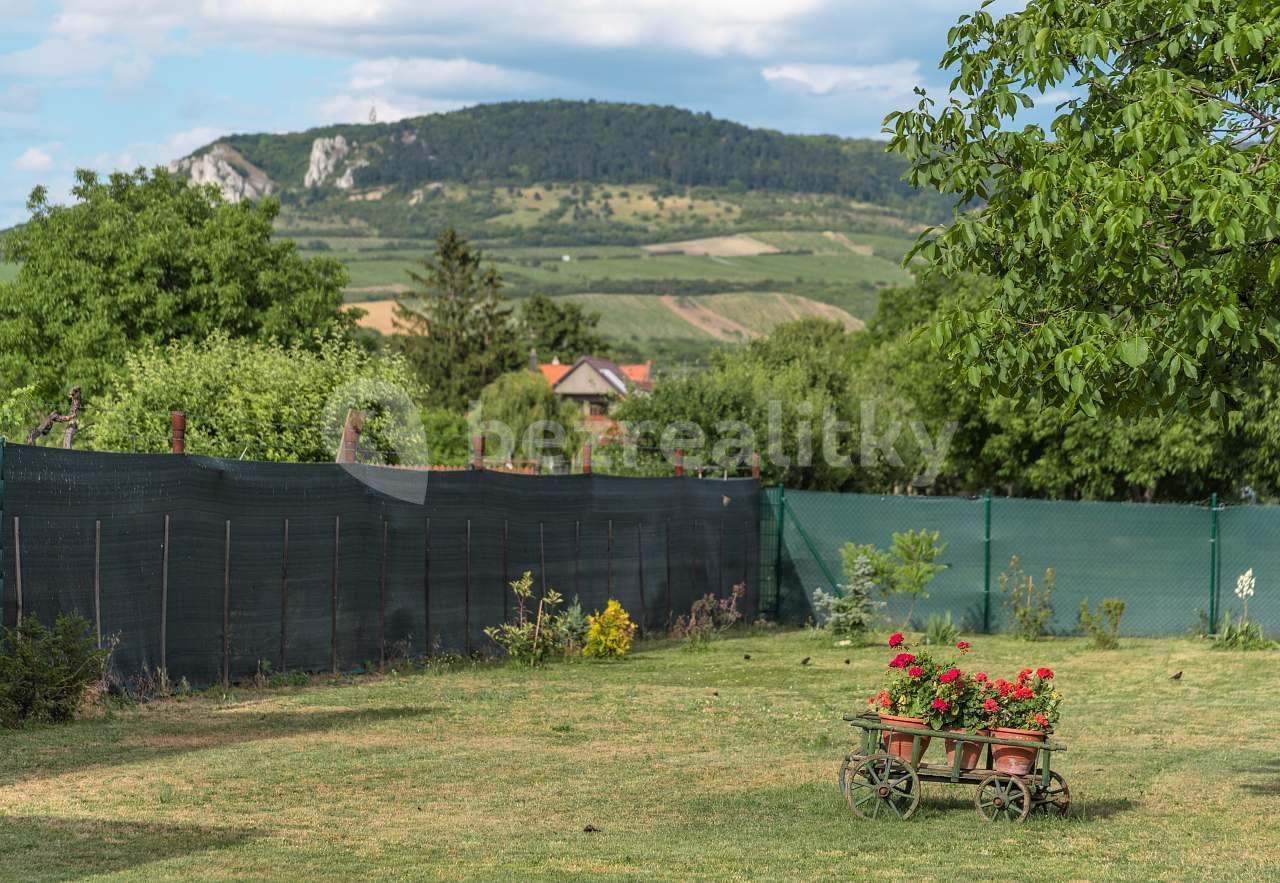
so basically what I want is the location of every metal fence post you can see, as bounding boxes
[774,488,786,603]
[0,437,6,628]
[982,491,993,634]
[1208,492,1219,629]
[161,514,170,673]
[280,517,290,672]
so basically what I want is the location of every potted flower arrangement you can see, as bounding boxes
[986,667,1061,774]
[869,633,966,760]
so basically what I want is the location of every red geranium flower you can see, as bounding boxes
[982,697,999,713]
[888,633,904,648]
[1037,667,1054,680]
[907,665,924,678]
[938,668,962,684]
[995,679,1013,696]
[1033,713,1050,728]
[874,691,892,708]
[956,640,970,652]
[1016,668,1032,685]
[1014,686,1034,700]
[973,671,988,683]
[931,698,949,712]
[888,652,916,669]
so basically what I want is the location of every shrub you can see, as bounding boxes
[1209,568,1272,650]
[583,600,637,659]
[483,571,564,666]
[840,531,947,628]
[998,555,1054,640]
[1212,612,1271,651]
[1078,598,1126,649]
[672,584,745,650]
[552,596,588,658]
[813,550,881,637]
[0,613,108,727]
[923,612,959,647]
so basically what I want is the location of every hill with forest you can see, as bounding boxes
[165,101,946,364]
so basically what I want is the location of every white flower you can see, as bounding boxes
[1235,568,1256,600]
[835,639,853,647]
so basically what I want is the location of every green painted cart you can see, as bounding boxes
[837,712,1069,822]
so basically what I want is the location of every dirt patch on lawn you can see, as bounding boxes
[643,235,780,257]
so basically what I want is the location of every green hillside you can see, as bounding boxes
[204,101,952,223]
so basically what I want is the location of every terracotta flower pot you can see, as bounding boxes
[944,728,987,771]
[878,713,931,761]
[990,726,1046,775]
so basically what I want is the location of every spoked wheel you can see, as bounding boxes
[836,755,852,795]
[974,773,1032,822]
[843,752,920,820]
[1030,770,1070,816]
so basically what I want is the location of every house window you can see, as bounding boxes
[588,401,607,416]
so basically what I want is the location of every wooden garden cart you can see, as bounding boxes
[837,712,1070,822]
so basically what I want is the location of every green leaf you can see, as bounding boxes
[1118,339,1150,368]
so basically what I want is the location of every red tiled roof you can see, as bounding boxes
[538,363,572,385]
[538,357,652,393]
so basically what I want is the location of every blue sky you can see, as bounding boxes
[0,0,1027,226]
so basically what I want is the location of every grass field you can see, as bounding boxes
[2,630,1276,880]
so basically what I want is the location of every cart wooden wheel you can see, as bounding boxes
[836,755,853,795]
[843,753,920,820]
[974,773,1031,822]
[1031,770,1070,815]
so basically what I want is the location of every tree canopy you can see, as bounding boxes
[394,229,523,411]
[0,168,352,403]
[519,294,607,363]
[887,0,1280,417]
[88,332,425,463]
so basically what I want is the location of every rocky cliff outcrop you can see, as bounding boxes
[304,135,368,189]
[167,143,273,203]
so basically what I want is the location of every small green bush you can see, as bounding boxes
[484,572,565,666]
[998,555,1054,640]
[1075,598,1126,647]
[1079,598,1125,649]
[1211,612,1271,651]
[813,549,881,637]
[0,613,108,727]
[923,611,959,646]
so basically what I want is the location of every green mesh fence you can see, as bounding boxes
[763,488,1274,637]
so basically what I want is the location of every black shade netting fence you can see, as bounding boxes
[0,443,759,686]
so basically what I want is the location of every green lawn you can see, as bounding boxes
[4,630,1274,880]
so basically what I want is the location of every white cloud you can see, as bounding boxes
[761,61,925,99]
[13,146,54,171]
[316,94,468,126]
[348,57,557,96]
[90,125,225,170]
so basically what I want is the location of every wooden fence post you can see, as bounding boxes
[471,436,485,471]
[424,515,432,655]
[13,516,22,626]
[331,515,340,674]
[674,448,684,477]
[582,441,592,475]
[379,512,389,668]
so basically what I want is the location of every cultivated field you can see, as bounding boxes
[2,631,1275,880]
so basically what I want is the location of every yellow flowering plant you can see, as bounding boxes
[583,599,637,660]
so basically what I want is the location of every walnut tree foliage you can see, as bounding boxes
[886,0,1280,417]
[0,168,352,405]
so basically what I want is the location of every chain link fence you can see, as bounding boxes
[762,487,1271,637]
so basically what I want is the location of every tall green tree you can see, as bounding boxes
[471,370,583,469]
[887,0,1280,416]
[0,168,351,402]
[395,229,522,411]
[519,293,607,362]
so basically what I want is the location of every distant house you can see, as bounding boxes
[536,355,653,421]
